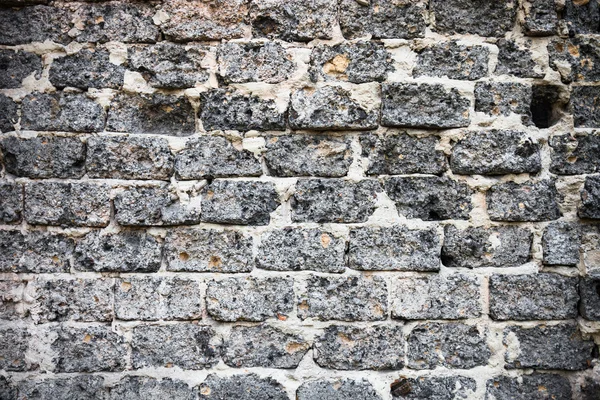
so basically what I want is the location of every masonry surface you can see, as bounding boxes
[0,0,600,399]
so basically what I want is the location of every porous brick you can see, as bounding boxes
[0,5,71,45]
[0,230,73,273]
[572,86,600,128]
[542,221,581,265]
[550,133,600,175]
[495,39,545,78]
[0,327,29,371]
[474,82,532,119]
[579,277,600,320]
[0,94,18,132]
[391,376,477,399]
[18,376,106,400]
[199,374,289,400]
[548,37,600,84]
[486,180,561,222]
[430,0,517,37]
[414,41,489,80]
[0,49,42,88]
[0,183,22,224]
[109,376,195,400]
[580,176,600,219]
[218,42,295,84]
[521,0,558,36]
[0,279,25,321]
[49,49,125,89]
[297,379,382,400]
[562,0,600,35]
[486,374,572,400]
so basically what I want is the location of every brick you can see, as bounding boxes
[298,275,388,321]
[430,0,517,37]
[1,136,86,179]
[206,276,294,322]
[0,327,29,371]
[573,86,600,128]
[581,226,600,277]
[486,180,561,222]
[18,376,106,400]
[381,83,470,128]
[131,324,219,370]
[450,130,541,175]
[297,379,382,400]
[114,184,201,226]
[442,225,532,269]
[550,133,600,175]
[107,92,195,136]
[199,89,286,131]
[542,221,581,265]
[257,228,345,273]
[0,279,24,321]
[199,374,288,400]
[24,182,110,227]
[86,136,174,180]
[562,0,600,35]
[218,42,295,84]
[580,375,600,400]
[74,231,162,273]
[174,135,261,180]
[0,230,73,273]
[289,86,379,130]
[349,226,440,272]
[49,49,125,89]
[522,0,558,36]
[115,277,202,321]
[414,41,489,80]
[223,325,310,368]
[109,376,195,400]
[581,176,600,220]
[0,94,18,132]
[474,82,532,119]
[0,5,70,45]
[580,277,600,320]
[391,376,477,399]
[339,0,426,40]
[486,374,572,400]
[0,49,42,89]
[548,37,600,84]
[52,325,127,372]
[384,176,473,221]
[360,133,447,176]
[0,376,15,400]
[21,92,105,133]
[496,39,545,78]
[504,323,596,370]
[314,325,404,370]
[0,182,22,224]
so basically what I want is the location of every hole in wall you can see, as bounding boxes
[530,85,566,128]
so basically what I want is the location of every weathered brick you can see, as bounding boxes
[504,323,596,370]
[115,277,202,321]
[289,86,379,130]
[223,325,310,368]
[0,376,15,400]
[430,0,517,37]
[486,374,572,400]
[0,327,29,371]
[0,94,18,132]
[201,180,280,225]
[86,135,174,180]
[199,374,289,400]
[572,86,600,128]
[391,376,477,399]
[131,324,219,370]
[580,176,600,219]
[165,229,253,272]
[580,277,600,320]
[496,39,545,78]
[450,130,541,175]
[0,230,73,273]
[0,182,22,224]
[562,0,600,35]
[114,184,201,226]
[175,135,261,180]
[550,133,600,175]
[24,182,110,227]
[49,49,125,89]
[199,89,286,131]
[486,180,561,222]
[291,178,381,223]
[52,325,127,372]
[581,226,600,277]
[475,82,532,119]
[542,221,581,265]
[218,42,295,84]
[18,376,106,400]
[206,276,294,322]
[548,37,600,84]
[407,322,490,369]
[414,41,489,80]
[384,177,473,221]
[0,5,70,45]
[1,136,86,179]
[442,225,532,269]
[21,92,105,133]
[0,279,24,321]
[109,376,195,400]
[522,0,558,36]
[349,226,440,272]
[580,375,600,400]
[107,93,195,136]
[314,325,404,370]
[297,379,382,400]
[0,49,42,88]
[360,133,447,176]
[381,83,470,128]
[298,275,388,321]
[257,228,346,273]
[74,231,163,273]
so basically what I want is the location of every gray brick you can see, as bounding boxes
[475,82,532,119]
[0,94,18,132]
[0,327,29,371]
[549,37,600,84]
[495,39,545,78]
[391,376,477,399]
[414,41,489,80]
[0,182,22,224]
[0,376,15,400]
[550,133,600,175]
[431,0,517,37]
[572,86,600,128]
[580,277,600,321]
[486,374,572,400]
[218,42,295,84]
[0,49,42,89]
[487,180,561,222]
[580,176,600,219]
[109,376,195,400]
[297,379,382,400]
[542,221,581,265]
[18,376,107,400]
[0,6,71,45]
[562,0,600,35]
[522,0,558,36]
[199,374,289,400]
[580,375,600,400]
[0,230,73,273]
[0,279,24,321]
[49,49,125,89]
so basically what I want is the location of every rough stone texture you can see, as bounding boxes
[199,374,289,400]
[131,324,219,370]
[0,230,73,273]
[489,273,579,320]
[223,325,310,368]
[1,136,85,179]
[24,182,110,227]
[0,5,71,45]
[407,323,490,370]
[0,279,24,321]
[17,376,107,400]
[257,228,346,273]
[442,225,533,269]
[485,374,572,400]
[291,179,382,223]
[107,92,196,136]
[206,276,294,322]
[550,133,600,175]
[572,86,600,128]
[562,0,600,35]
[579,176,600,219]
[486,180,562,222]
[21,92,105,133]
[0,327,29,371]
[201,180,280,225]
[0,183,22,224]
[414,41,489,80]
[49,49,125,89]
[391,376,477,399]
[199,89,286,131]
[0,376,15,400]
[218,42,295,84]
[338,0,426,40]
[504,323,596,370]
[109,376,195,400]
[175,135,261,180]
[74,231,163,273]
[522,0,558,36]
[384,176,473,221]
[450,130,541,175]
[297,379,382,400]
[430,0,517,37]
[474,82,532,119]
[580,277,600,320]
[360,133,447,176]
[381,83,470,128]
[0,94,18,132]
[580,226,600,277]
[265,135,352,177]
[495,39,545,78]
[348,226,440,271]
[580,375,600,400]
[298,275,388,321]
[548,37,600,84]
[0,49,42,89]
[542,221,581,265]
[314,325,405,370]
[289,86,379,130]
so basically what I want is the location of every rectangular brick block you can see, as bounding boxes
[0,327,30,371]
[431,0,517,37]
[0,182,23,224]
[0,94,18,132]
[391,376,476,399]
[475,82,532,120]
[18,376,106,400]
[486,180,561,222]
[0,5,71,45]
[109,376,195,400]
[49,49,125,90]
[563,0,600,35]
[579,176,600,219]
[200,374,288,400]
[0,279,25,321]
[522,0,558,36]
[0,49,42,89]
[550,133,600,175]
[572,86,600,128]
[548,37,600,84]
[414,41,489,80]
[297,379,380,400]
[580,277,600,320]
[218,42,295,84]
[496,39,545,78]
[542,221,581,265]
[486,374,571,400]
[0,230,73,273]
